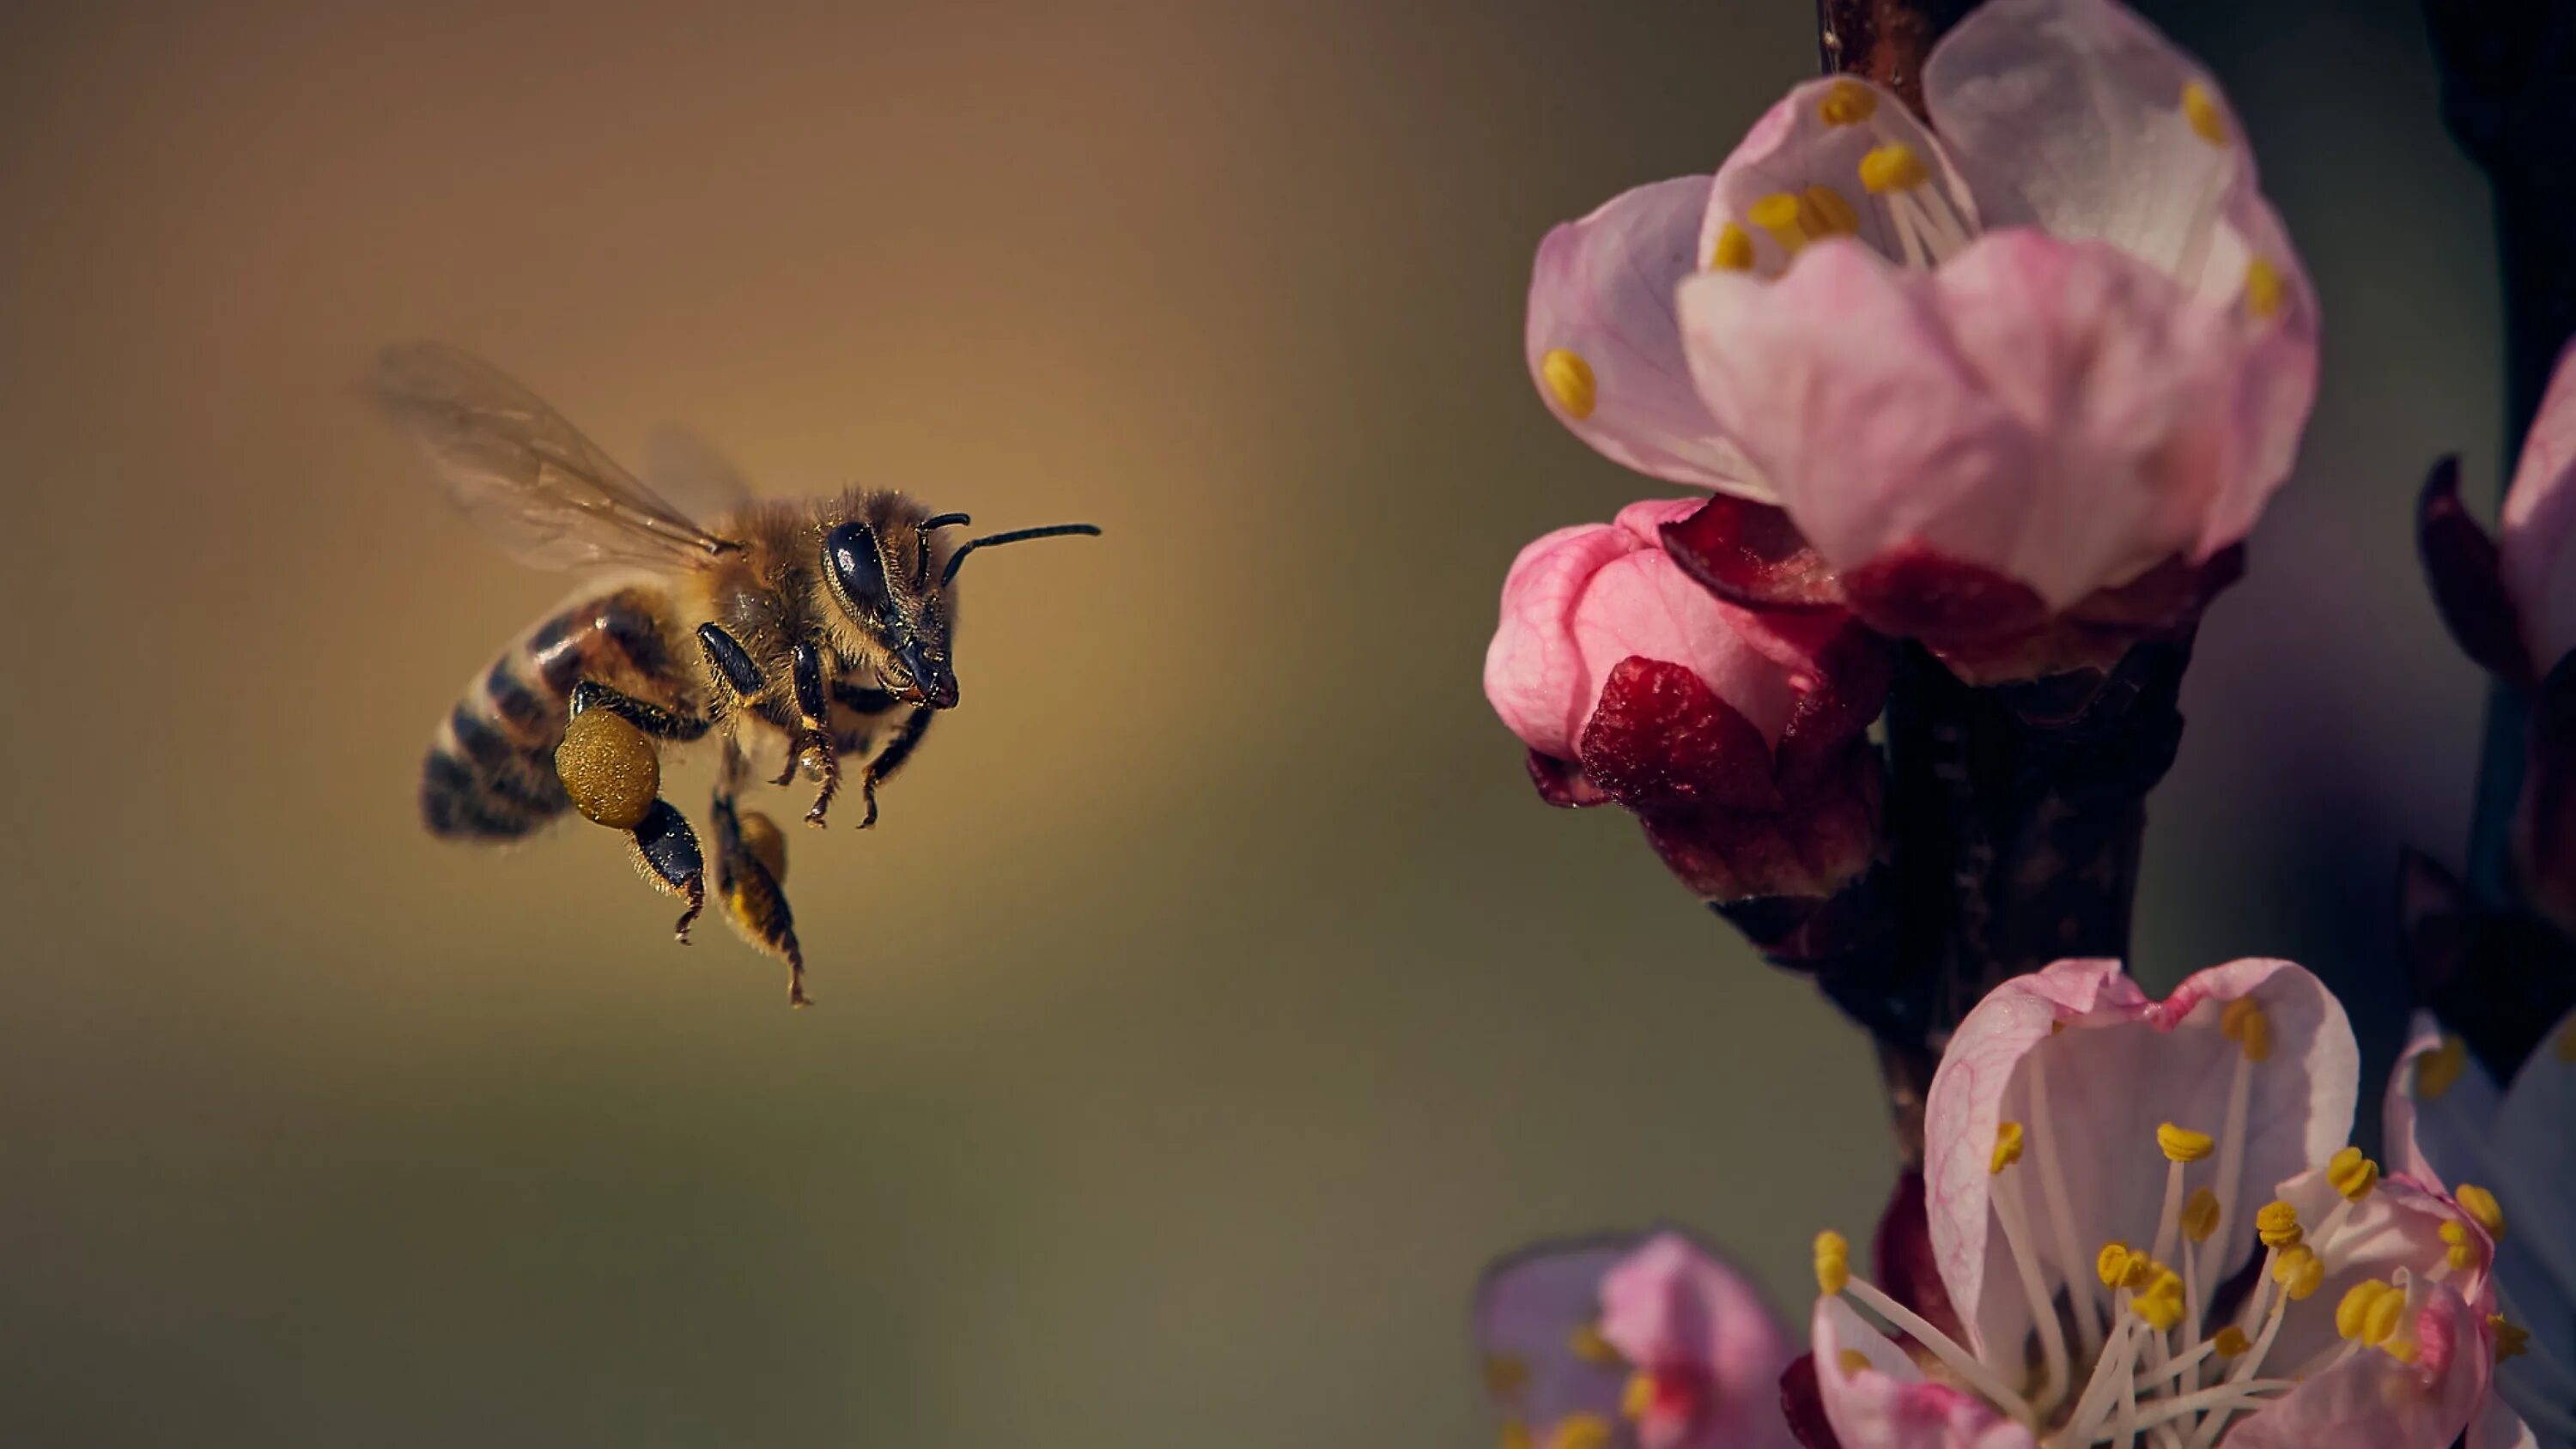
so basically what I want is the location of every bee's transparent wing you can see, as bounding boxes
[373,342,741,571]
[641,422,758,529]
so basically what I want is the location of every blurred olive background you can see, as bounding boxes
[0,0,2497,1443]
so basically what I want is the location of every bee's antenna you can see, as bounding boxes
[916,513,974,585]
[940,523,1103,587]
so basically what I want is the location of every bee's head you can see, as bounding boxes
[817,501,1099,711]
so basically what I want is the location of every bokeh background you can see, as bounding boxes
[0,0,2498,1442]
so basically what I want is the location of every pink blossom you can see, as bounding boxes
[1483,498,1887,900]
[2384,1012,2576,1449]
[2501,346,2576,674]
[1525,0,2312,675]
[1475,1230,1796,1449]
[1806,960,2497,1449]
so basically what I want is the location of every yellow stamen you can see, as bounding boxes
[1709,222,1754,272]
[1484,1354,1531,1398]
[2362,1284,2409,1346]
[2212,1325,2252,1357]
[1501,1422,1534,1449]
[2158,1123,2215,1163]
[2493,1315,2530,1362]
[2328,1146,2379,1201]
[2415,1034,2468,1099]
[1547,1413,1613,1449]
[2271,1244,2323,1300]
[1567,1321,1622,1367]
[2245,258,2284,320]
[1620,1371,1655,1420]
[1818,79,1878,127]
[2136,1267,2187,1331]
[1990,1121,2026,1174]
[2181,80,2228,146]
[1750,192,1810,255]
[1539,349,1595,421]
[1858,142,1929,195]
[2180,1187,2221,1244]
[2220,997,2273,1062]
[2097,1242,2139,1290]
[2439,1220,2478,1271]
[1799,185,1858,239]
[1838,1348,1872,1377]
[2456,1184,2505,1240]
[1814,1230,1850,1296]
[2256,1200,2303,1249]
[2335,1281,2385,1340]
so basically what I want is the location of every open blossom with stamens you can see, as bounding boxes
[1484,498,1888,903]
[2384,1010,2576,1449]
[1525,0,2314,680]
[1477,1230,1798,1449]
[1803,960,2497,1449]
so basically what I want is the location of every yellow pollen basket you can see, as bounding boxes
[1819,79,1878,127]
[2157,1123,2215,1164]
[2328,1146,2380,1201]
[2271,1244,2324,1300]
[1539,349,1596,421]
[2244,258,2285,320]
[2415,1034,2469,1099]
[1859,142,1929,196]
[1798,185,1858,239]
[1547,1413,1613,1449]
[2455,1184,2505,1240]
[1710,222,1755,272]
[1814,1230,1851,1295]
[2181,1187,2221,1244]
[1990,1120,2026,1173]
[1484,1354,1532,1397]
[2493,1315,2530,1362]
[2220,997,2273,1062]
[2181,80,2229,146]
[1567,1320,1623,1367]
[2213,1325,2252,1357]
[2256,1199,2303,1248]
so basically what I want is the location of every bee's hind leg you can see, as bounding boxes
[712,740,809,1008]
[559,681,713,943]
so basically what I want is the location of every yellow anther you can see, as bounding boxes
[2415,1034,2468,1100]
[2363,1283,2409,1347]
[2329,1146,2379,1201]
[1540,349,1596,421]
[2158,1123,2215,1163]
[2272,1244,2324,1300]
[1814,1230,1851,1295]
[1838,1348,1872,1377]
[2213,1325,2252,1357]
[1990,1121,2026,1174]
[1798,185,1859,239]
[1750,192,1810,254]
[1818,79,1878,127]
[2182,1187,2221,1244]
[2440,1221,2479,1271]
[2136,1268,2187,1331]
[2336,1280,2398,1342]
[2181,80,2229,146]
[2383,1335,2421,1365]
[2245,258,2284,320]
[2256,1200,2303,1249]
[1548,1413,1614,1449]
[2493,1315,2530,1362]
[2456,1184,2505,1240]
[1501,1422,1534,1449]
[1858,142,1929,195]
[2220,997,2274,1062]
[1568,1321,1623,1366]
[1709,222,1755,272]
[2097,1242,2138,1290]
[1620,1371,1655,1420]
[1484,1354,1531,1398]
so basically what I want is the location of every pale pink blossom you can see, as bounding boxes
[1807,960,2497,1449]
[1525,0,2313,659]
[2501,345,2576,675]
[1476,1230,1797,1449]
[2384,1011,2576,1449]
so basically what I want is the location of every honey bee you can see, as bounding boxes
[376,343,1098,1005]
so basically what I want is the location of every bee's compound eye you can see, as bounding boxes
[824,522,887,607]
[738,810,787,883]
[556,709,659,828]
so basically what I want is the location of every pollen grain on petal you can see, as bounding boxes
[1540,349,1597,420]
[1990,1120,2026,1173]
[1818,78,1878,127]
[1859,142,1929,196]
[2455,1184,2505,1240]
[2157,1123,2215,1163]
[1709,222,1755,272]
[2182,80,2229,146]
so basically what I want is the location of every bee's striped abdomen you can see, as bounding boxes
[420,585,684,840]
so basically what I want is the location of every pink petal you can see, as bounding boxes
[1529,176,1773,494]
[1922,958,2355,1366]
[2223,1283,2488,1449]
[1808,1296,2035,1449]
[1473,1236,1639,1437]
[1922,0,2251,276]
[1488,521,1648,760]
[1704,78,1978,280]
[1599,1232,1798,1449]
[2381,1011,2500,1191]
[2500,338,2576,670]
[2257,1168,2493,1378]
[2468,1399,2542,1449]
[2488,1003,2576,1364]
[1680,231,2259,611]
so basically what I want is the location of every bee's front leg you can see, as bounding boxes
[841,700,933,832]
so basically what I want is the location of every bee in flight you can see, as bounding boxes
[376,343,1098,1006]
